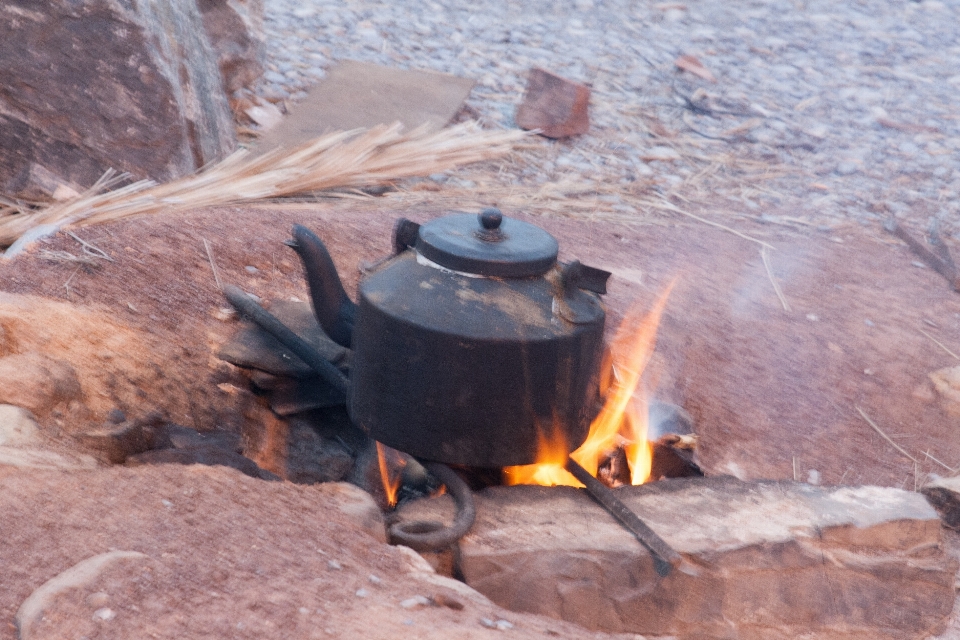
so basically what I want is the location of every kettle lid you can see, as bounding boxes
[416,208,559,277]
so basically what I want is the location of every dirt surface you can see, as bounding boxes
[1,202,959,635]
[1,203,958,485]
[0,464,623,640]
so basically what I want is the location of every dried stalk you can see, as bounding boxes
[202,238,223,291]
[923,450,957,473]
[856,406,919,465]
[0,123,529,248]
[918,328,960,360]
[761,246,790,312]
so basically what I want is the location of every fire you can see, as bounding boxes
[505,284,674,487]
[377,442,406,507]
[502,424,583,488]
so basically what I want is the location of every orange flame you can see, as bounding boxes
[376,442,406,507]
[505,283,674,487]
[502,423,583,488]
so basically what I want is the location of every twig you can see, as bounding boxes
[884,218,960,292]
[761,246,790,311]
[652,197,775,250]
[682,114,734,142]
[36,249,102,266]
[918,328,960,360]
[673,87,757,118]
[202,238,223,290]
[855,406,919,464]
[66,231,113,261]
[792,456,797,481]
[923,450,958,473]
[63,264,81,296]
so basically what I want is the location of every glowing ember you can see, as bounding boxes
[377,442,406,507]
[505,284,674,487]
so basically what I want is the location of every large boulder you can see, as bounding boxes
[197,0,266,94]
[0,0,236,200]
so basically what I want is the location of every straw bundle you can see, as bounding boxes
[0,122,529,248]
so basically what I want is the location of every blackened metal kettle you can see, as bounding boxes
[288,208,610,468]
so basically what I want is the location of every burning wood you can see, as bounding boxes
[504,284,677,488]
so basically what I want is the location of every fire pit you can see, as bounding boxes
[222,208,700,565]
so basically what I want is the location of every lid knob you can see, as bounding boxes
[479,208,503,230]
[475,208,506,242]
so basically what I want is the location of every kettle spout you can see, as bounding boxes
[285,225,356,348]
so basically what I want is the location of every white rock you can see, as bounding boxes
[0,405,40,446]
[92,607,116,621]
[400,595,431,609]
[16,551,147,639]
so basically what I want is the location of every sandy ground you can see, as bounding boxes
[1,200,959,637]
[0,464,627,640]
[2,202,958,485]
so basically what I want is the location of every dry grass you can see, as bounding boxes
[0,123,529,248]
[0,104,803,253]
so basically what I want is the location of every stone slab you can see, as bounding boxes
[254,61,475,154]
[515,68,590,138]
[396,477,957,640]
[198,0,266,94]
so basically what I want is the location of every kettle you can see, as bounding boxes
[287,208,611,467]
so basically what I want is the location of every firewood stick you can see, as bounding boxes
[223,285,349,395]
[565,457,682,576]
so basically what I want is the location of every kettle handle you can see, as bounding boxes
[393,218,421,254]
[561,260,612,295]
[388,461,476,552]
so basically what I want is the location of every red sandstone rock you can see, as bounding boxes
[0,0,236,200]
[0,352,81,416]
[397,477,958,640]
[515,68,591,138]
[197,0,266,94]
[0,465,613,639]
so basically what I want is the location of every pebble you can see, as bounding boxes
[86,592,111,608]
[92,608,116,621]
[480,617,515,630]
[258,0,960,235]
[400,595,431,609]
[327,560,342,570]
[355,588,369,598]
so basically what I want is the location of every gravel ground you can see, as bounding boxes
[257,0,959,234]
